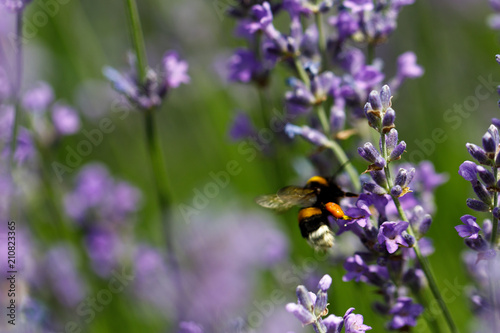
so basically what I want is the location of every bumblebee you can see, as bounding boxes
[255,176,357,250]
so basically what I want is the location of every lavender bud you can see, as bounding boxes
[370,170,388,187]
[493,207,500,220]
[364,102,380,129]
[483,219,493,240]
[368,90,382,111]
[382,108,396,132]
[405,168,416,187]
[358,142,383,165]
[467,143,491,165]
[286,303,316,325]
[391,185,403,197]
[418,215,432,236]
[331,106,346,134]
[385,129,398,152]
[314,291,328,317]
[495,151,500,167]
[285,124,330,147]
[466,198,491,212]
[380,85,392,109]
[488,124,500,145]
[296,285,313,312]
[464,235,489,252]
[394,169,407,187]
[363,182,387,195]
[476,166,496,187]
[402,268,425,293]
[472,181,492,205]
[318,274,332,291]
[492,118,500,129]
[389,141,406,161]
[403,233,415,247]
[482,131,496,155]
[459,161,478,181]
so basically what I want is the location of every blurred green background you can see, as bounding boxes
[9,0,500,331]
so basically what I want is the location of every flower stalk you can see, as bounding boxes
[379,106,458,333]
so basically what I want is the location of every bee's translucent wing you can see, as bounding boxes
[255,186,317,212]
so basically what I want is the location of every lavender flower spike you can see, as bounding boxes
[388,297,423,329]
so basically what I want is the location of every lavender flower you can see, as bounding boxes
[0,0,32,12]
[51,104,81,135]
[388,297,423,329]
[343,308,372,333]
[104,51,189,110]
[377,221,410,254]
[21,81,54,113]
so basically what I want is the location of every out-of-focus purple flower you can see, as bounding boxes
[390,52,424,89]
[51,104,80,135]
[0,0,32,12]
[0,66,10,101]
[21,82,54,113]
[44,244,87,307]
[285,123,331,147]
[329,10,359,41]
[2,127,35,164]
[173,212,288,326]
[228,111,257,141]
[343,254,369,282]
[388,297,423,329]
[64,163,141,224]
[104,51,188,110]
[343,308,372,332]
[178,321,204,333]
[378,221,409,254]
[285,80,316,115]
[343,0,374,13]
[85,228,123,277]
[163,51,190,89]
[227,49,263,83]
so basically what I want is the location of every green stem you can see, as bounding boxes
[293,56,310,89]
[324,139,361,192]
[123,0,148,82]
[144,109,172,244]
[381,135,458,333]
[315,10,327,68]
[367,42,375,65]
[9,12,24,168]
[315,104,330,134]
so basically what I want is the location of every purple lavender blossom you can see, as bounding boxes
[51,104,81,135]
[286,274,333,332]
[64,163,141,225]
[343,254,369,282]
[343,0,374,13]
[44,244,87,307]
[229,111,257,141]
[388,297,423,329]
[178,321,204,333]
[343,308,372,332]
[378,221,410,253]
[163,51,190,89]
[2,127,35,164]
[285,123,331,147]
[104,51,189,110]
[390,52,424,89]
[227,49,263,83]
[0,0,32,12]
[21,81,54,113]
